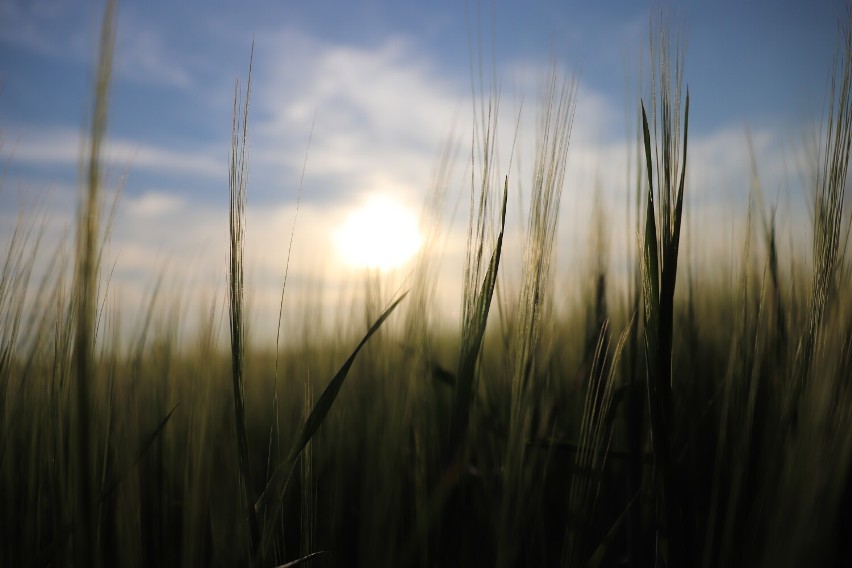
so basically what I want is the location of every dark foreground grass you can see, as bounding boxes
[2,4,852,568]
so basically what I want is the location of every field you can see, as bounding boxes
[2,3,852,567]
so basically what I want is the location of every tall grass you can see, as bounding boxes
[761,10,852,566]
[228,45,262,561]
[3,3,852,567]
[498,67,576,567]
[72,2,116,564]
[446,89,506,472]
[797,5,852,392]
[639,13,690,566]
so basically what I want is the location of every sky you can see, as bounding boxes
[0,0,846,343]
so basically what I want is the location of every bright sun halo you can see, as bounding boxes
[335,197,423,271]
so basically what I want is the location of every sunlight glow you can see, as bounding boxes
[334,196,423,271]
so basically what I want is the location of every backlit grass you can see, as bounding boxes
[2,3,851,567]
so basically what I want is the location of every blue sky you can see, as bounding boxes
[0,0,846,339]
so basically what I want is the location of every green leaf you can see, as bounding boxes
[641,102,661,333]
[448,175,508,462]
[254,291,408,560]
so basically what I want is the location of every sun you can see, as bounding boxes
[334,196,423,271]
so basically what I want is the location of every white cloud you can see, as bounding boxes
[7,126,223,178]
[250,29,467,201]
[124,191,186,217]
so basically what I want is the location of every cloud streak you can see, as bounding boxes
[7,126,223,178]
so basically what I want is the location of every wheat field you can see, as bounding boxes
[2,2,851,567]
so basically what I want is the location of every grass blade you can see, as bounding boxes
[228,43,260,558]
[72,2,116,564]
[255,291,409,561]
[640,14,690,563]
[97,403,179,502]
[275,551,329,568]
[447,175,508,466]
[33,404,179,567]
